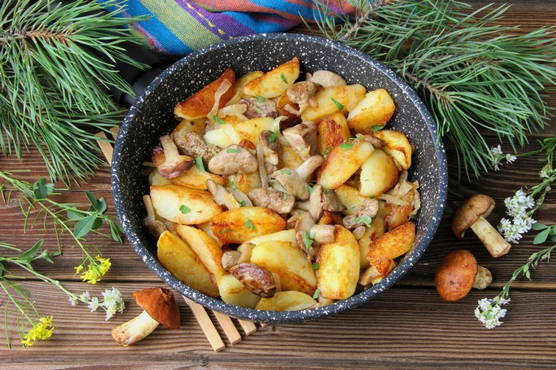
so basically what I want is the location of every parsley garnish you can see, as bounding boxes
[210,114,226,125]
[239,200,247,207]
[354,215,372,227]
[282,192,289,200]
[268,130,278,143]
[330,97,344,111]
[195,156,205,172]
[227,148,241,153]
[339,142,353,150]
[281,168,292,175]
[256,95,266,102]
[372,125,385,132]
[280,74,288,84]
[244,218,255,230]
[303,231,313,251]
[312,263,320,269]
[218,228,232,234]
[312,288,320,299]
[179,205,191,214]
[307,184,314,194]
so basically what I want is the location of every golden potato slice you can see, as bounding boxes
[317,140,374,190]
[157,231,219,297]
[174,68,236,120]
[227,172,261,194]
[280,141,304,169]
[228,71,264,105]
[150,184,222,225]
[149,169,171,186]
[334,184,366,215]
[170,165,225,190]
[358,203,387,269]
[217,274,261,308]
[301,84,366,122]
[243,57,300,98]
[239,229,296,250]
[256,291,317,311]
[251,241,317,295]
[317,226,360,300]
[359,149,399,197]
[373,129,413,170]
[211,206,286,244]
[347,89,396,134]
[317,112,351,155]
[368,221,415,275]
[171,118,206,137]
[175,225,224,279]
[233,117,277,144]
[203,120,242,148]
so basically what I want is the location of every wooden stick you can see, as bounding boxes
[183,297,225,352]
[95,131,114,164]
[213,311,241,345]
[237,319,257,336]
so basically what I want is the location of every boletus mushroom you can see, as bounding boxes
[452,194,511,258]
[154,135,193,179]
[112,287,180,346]
[435,250,493,302]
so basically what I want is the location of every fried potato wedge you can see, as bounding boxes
[243,57,300,98]
[198,222,224,247]
[373,129,413,170]
[174,68,236,120]
[317,112,351,155]
[203,119,243,148]
[255,291,317,311]
[317,226,360,300]
[175,225,224,279]
[251,240,317,295]
[367,221,415,274]
[280,140,304,169]
[211,206,286,244]
[217,274,261,308]
[334,184,367,215]
[150,184,222,225]
[157,231,219,297]
[301,84,366,122]
[233,117,277,144]
[317,140,374,190]
[172,118,206,137]
[228,70,264,105]
[359,149,399,197]
[170,165,225,190]
[149,169,171,186]
[347,89,396,134]
[239,229,296,250]
[358,203,387,268]
[227,172,261,194]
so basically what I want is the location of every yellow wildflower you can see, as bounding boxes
[21,316,54,347]
[76,255,111,284]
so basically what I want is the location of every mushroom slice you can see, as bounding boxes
[294,211,316,258]
[307,70,346,88]
[142,195,167,238]
[308,184,324,220]
[343,199,379,230]
[322,188,345,212]
[282,121,317,160]
[230,188,253,207]
[248,187,295,214]
[173,128,220,163]
[296,155,323,182]
[208,144,258,175]
[286,81,317,112]
[155,135,194,179]
[309,224,335,244]
[207,179,240,210]
[229,263,276,298]
[240,97,278,119]
[270,168,309,200]
[221,250,241,271]
[260,130,281,174]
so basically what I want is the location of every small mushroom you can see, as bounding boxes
[362,134,385,149]
[154,135,193,179]
[294,211,316,258]
[240,97,278,119]
[260,130,281,174]
[229,263,276,297]
[306,70,346,88]
[452,194,511,258]
[286,81,317,112]
[248,187,295,214]
[172,130,219,162]
[309,224,335,244]
[343,199,379,230]
[282,121,317,160]
[207,179,240,210]
[221,250,241,271]
[270,168,309,200]
[112,287,180,346]
[296,155,324,182]
[142,195,166,238]
[308,184,324,220]
[435,250,493,302]
[208,145,258,175]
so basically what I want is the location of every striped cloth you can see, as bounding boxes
[99,0,355,55]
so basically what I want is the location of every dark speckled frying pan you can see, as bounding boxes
[112,33,447,323]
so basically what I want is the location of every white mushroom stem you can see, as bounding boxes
[111,310,159,346]
[472,265,493,290]
[207,180,240,210]
[256,141,269,188]
[470,216,511,258]
[309,224,335,244]
[142,195,166,237]
[296,155,323,181]
[160,135,181,163]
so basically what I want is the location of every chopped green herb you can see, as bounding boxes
[218,228,232,234]
[228,177,237,190]
[312,288,320,300]
[268,130,279,143]
[281,168,292,175]
[339,142,353,150]
[372,125,385,132]
[195,156,205,172]
[210,114,226,125]
[239,200,247,207]
[312,263,320,270]
[244,218,255,231]
[256,95,266,102]
[307,184,314,194]
[354,215,372,227]
[303,231,313,251]
[254,105,264,114]
[282,192,289,200]
[280,74,288,84]
[330,97,344,111]
[179,205,191,214]
[227,148,241,153]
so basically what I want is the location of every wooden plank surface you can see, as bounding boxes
[0,0,555,367]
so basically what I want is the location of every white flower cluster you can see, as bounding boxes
[475,297,510,329]
[68,288,125,320]
[498,189,536,243]
[489,144,517,171]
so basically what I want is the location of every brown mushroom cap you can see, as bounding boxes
[435,250,478,302]
[133,287,180,329]
[452,194,495,238]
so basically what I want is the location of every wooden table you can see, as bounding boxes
[1,1,555,368]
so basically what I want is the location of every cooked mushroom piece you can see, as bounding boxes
[172,131,220,162]
[322,188,345,212]
[207,179,240,210]
[309,224,335,244]
[294,211,316,258]
[270,168,309,200]
[286,81,317,112]
[435,250,493,302]
[112,287,180,346]
[296,155,323,182]
[260,130,281,174]
[229,263,276,297]
[308,184,323,220]
[282,121,317,160]
[221,250,241,271]
[142,195,166,238]
[452,194,511,258]
[343,199,379,229]
[362,134,385,149]
[240,97,278,119]
[248,187,295,214]
[306,70,346,88]
[155,135,193,178]
[208,145,258,175]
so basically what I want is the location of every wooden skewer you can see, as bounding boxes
[237,319,257,335]
[183,297,225,352]
[213,311,242,345]
[95,131,115,165]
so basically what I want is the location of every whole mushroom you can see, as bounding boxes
[435,250,493,302]
[452,194,511,258]
[112,287,180,346]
